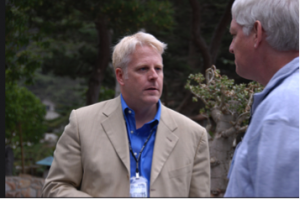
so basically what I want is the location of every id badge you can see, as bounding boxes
[130,176,148,197]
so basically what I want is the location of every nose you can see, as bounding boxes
[229,42,234,54]
[148,67,158,80]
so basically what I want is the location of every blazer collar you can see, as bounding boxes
[150,105,179,186]
[101,96,131,176]
[101,97,179,185]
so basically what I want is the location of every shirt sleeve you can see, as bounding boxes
[42,110,92,197]
[247,119,299,197]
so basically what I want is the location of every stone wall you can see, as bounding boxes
[5,174,45,197]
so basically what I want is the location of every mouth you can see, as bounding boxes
[145,87,159,91]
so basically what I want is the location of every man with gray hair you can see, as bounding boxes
[225,0,299,197]
[42,31,210,197]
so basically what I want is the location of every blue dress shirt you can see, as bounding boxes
[120,94,161,194]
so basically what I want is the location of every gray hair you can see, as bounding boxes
[112,31,167,78]
[232,0,299,51]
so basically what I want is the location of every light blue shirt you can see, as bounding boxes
[225,57,299,197]
[120,94,161,195]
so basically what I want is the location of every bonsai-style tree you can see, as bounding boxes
[185,65,263,196]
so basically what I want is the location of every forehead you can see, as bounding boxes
[133,45,159,55]
[130,45,162,63]
[230,19,242,33]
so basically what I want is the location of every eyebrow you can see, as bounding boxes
[136,64,164,68]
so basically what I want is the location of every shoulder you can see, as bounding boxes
[257,70,299,124]
[161,105,206,133]
[160,105,209,156]
[277,69,299,93]
[75,97,120,114]
[70,97,121,122]
[267,69,298,106]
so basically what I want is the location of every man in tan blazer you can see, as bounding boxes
[42,31,210,197]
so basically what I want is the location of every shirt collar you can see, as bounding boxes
[120,94,161,123]
[252,57,299,113]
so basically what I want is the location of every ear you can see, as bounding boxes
[252,20,263,48]
[115,68,125,86]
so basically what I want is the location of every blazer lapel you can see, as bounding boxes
[150,105,178,186]
[101,96,130,176]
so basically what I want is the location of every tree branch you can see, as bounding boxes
[220,126,236,138]
[205,65,216,85]
[189,0,211,74]
[189,113,208,121]
[175,92,193,112]
[209,0,234,64]
[86,17,111,105]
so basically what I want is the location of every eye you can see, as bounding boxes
[155,66,162,71]
[138,67,148,72]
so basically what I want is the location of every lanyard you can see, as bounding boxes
[128,129,155,179]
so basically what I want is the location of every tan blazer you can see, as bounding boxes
[42,96,210,197]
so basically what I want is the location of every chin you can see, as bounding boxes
[143,95,160,105]
[236,70,252,81]
[236,66,245,78]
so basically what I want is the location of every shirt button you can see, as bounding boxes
[128,110,131,114]
[131,131,134,134]
[134,152,137,156]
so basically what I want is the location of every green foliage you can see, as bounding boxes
[26,69,86,112]
[5,0,48,151]
[13,142,55,176]
[100,0,174,33]
[5,83,47,146]
[185,66,263,117]
[98,86,115,102]
[25,0,175,104]
[5,0,44,85]
[44,114,70,132]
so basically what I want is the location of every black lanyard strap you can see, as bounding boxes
[129,129,155,178]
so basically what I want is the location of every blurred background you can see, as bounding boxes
[5,0,252,197]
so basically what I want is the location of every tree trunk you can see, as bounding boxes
[189,0,234,71]
[187,1,238,194]
[86,17,111,105]
[5,145,14,176]
[209,109,238,197]
[18,122,25,174]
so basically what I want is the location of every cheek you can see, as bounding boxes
[159,71,164,78]
[158,75,164,84]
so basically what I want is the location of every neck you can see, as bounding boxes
[256,46,299,86]
[121,95,158,129]
[134,104,158,129]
